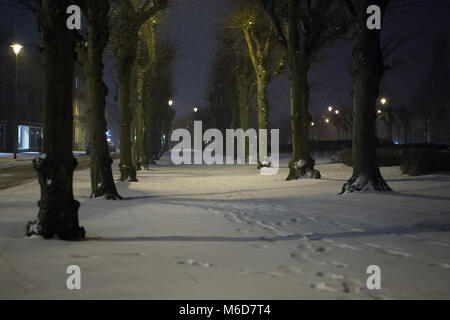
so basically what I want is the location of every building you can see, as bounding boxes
[73,64,88,151]
[0,25,88,153]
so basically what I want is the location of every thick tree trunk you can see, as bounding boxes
[284,0,320,181]
[118,57,138,182]
[287,54,320,180]
[85,1,121,199]
[342,3,391,193]
[26,0,85,240]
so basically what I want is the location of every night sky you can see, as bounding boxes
[1,0,449,126]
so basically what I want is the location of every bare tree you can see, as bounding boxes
[22,0,85,239]
[261,0,348,180]
[109,0,168,181]
[229,1,284,167]
[76,0,121,200]
[340,0,392,193]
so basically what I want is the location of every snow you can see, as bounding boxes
[0,154,449,299]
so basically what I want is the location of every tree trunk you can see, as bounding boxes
[285,0,320,180]
[85,1,121,199]
[118,52,138,182]
[27,0,85,240]
[286,54,320,180]
[238,85,251,162]
[404,124,409,144]
[387,120,393,142]
[341,2,391,193]
[256,73,270,167]
[135,69,146,170]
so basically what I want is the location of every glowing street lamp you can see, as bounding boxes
[328,106,333,112]
[380,98,387,105]
[11,43,23,56]
[377,109,382,114]
[193,107,198,113]
[335,109,340,115]
[168,100,173,106]
[11,43,23,159]
[311,122,315,126]
[325,118,330,124]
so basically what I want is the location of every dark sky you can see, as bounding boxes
[1,0,450,126]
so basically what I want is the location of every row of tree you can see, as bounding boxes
[20,0,175,240]
[207,0,448,193]
[321,31,450,144]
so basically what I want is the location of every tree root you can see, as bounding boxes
[286,159,321,181]
[341,174,392,194]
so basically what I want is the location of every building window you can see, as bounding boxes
[18,125,29,150]
[17,92,28,107]
[0,66,5,82]
[0,124,5,150]
[18,67,27,82]
[18,125,43,151]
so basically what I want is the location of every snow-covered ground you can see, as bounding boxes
[0,154,449,299]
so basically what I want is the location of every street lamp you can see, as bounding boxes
[168,100,173,106]
[311,122,315,126]
[328,106,333,112]
[325,118,330,123]
[11,43,23,159]
[335,109,340,115]
[193,107,198,113]
[380,98,387,105]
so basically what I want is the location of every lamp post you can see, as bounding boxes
[10,43,22,159]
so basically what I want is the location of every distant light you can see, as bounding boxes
[311,122,315,126]
[328,106,333,112]
[193,107,198,113]
[378,109,382,114]
[11,43,23,55]
[107,138,111,142]
[394,141,399,145]
[325,118,330,123]
[335,110,340,115]
[380,98,387,105]
[168,100,173,106]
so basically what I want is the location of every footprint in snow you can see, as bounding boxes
[310,282,337,292]
[429,262,450,269]
[241,269,283,278]
[177,259,212,268]
[334,243,359,251]
[364,243,410,258]
[278,265,302,275]
[315,271,344,281]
